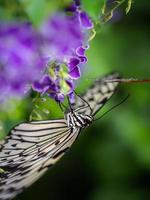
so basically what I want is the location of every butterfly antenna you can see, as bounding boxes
[73,90,92,113]
[58,102,64,113]
[104,78,150,83]
[85,77,150,84]
[67,96,74,113]
[58,102,68,114]
[94,94,130,121]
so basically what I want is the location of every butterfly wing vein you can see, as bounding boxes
[0,120,80,200]
[0,72,121,200]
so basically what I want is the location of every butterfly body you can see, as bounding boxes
[0,72,121,200]
[66,111,93,128]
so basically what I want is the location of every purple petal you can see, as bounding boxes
[32,81,43,92]
[0,22,45,102]
[55,93,64,102]
[68,92,75,104]
[40,14,83,59]
[65,3,77,12]
[32,81,50,94]
[78,11,93,29]
[74,0,80,6]
[68,57,80,70]
[69,66,81,79]
[40,75,52,85]
[76,46,86,56]
[79,56,87,63]
[32,75,52,94]
[66,79,74,91]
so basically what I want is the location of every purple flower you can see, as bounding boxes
[66,0,93,29]
[78,11,93,29]
[68,57,81,79]
[0,1,94,104]
[0,22,45,102]
[40,13,83,60]
[36,9,93,102]
[76,46,86,56]
[33,71,74,102]
[74,0,80,6]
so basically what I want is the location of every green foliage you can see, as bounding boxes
[101,0,133,23]
[29,94,62,121]
[126,0,133,14]
[81,0,133,24]
[82,0,106,21]
[19,0,50,25]
[0,168,5,173]
[19,0,72,25]
[0,0,26,20]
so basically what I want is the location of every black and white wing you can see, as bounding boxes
[72,72,121,116]
[0,72,120,199]
[0,120,80,200]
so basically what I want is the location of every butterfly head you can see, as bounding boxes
[66,111,93,128]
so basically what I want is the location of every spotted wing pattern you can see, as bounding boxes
[73,72,121,115]
[0,120,80,200]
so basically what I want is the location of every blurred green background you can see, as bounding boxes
[1,0,150,200]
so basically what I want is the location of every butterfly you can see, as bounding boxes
[0,72,121,200]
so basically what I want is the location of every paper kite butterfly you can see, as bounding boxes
[0,72,121,200]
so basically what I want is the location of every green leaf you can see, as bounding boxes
[82,0,106,21]
[126,0,133,14]
[20,0,56,26]
[19,0,72,26]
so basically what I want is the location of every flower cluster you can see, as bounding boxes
[0,0,93,104]
[33,1,93,102]
[0,22,44,102]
